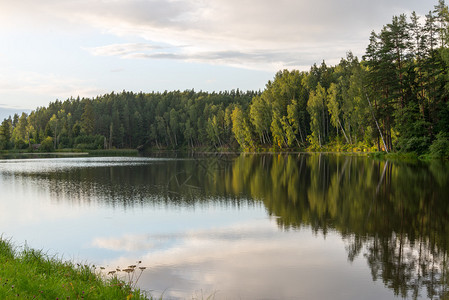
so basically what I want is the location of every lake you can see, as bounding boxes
[0,153,448,299]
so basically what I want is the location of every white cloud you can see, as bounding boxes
[0,0,435,108]
[86,43,165,58]
[86,42,358,71]
[0,71,105,104]
[0,0,432,71]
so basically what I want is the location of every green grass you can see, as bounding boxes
[0,237,150,299]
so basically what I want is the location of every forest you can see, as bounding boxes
[1,0,449,157]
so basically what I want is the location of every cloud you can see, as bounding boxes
[87,42,353,71]
[0,0,432,71]
[86,43,164,58]
[75,0,370,70]
[0,71,105,103]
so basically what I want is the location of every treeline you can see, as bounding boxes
[1,0,449,155]
[0,90,256,151]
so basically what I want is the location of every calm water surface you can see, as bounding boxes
[0,154,448,299]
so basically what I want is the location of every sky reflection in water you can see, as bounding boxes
[0,155,448,299]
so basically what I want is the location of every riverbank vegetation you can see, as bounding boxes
[0,237,149,299]
[1,1,449,158]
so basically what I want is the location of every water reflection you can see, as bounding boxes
[0,154,448,299]
[232,154,449,299]
[0,156,250,207]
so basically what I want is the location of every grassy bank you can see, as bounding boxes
[0,237,149,299]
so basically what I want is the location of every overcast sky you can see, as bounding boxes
[0,0,435,111]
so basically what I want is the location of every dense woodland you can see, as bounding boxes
[1,1,449,156]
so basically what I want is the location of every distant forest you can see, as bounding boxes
[1,1,449,156]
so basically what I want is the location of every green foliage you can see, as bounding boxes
[307,133,322,151]
[307,83,327,147]
[0,119,12,150]
[74,134,105,150]
[1,90,257,151]
[0,238,149,299]
[1,1,449,155]
[231,106,254,150]
[81,100,95,135]
[395,103,430,154]
[14,139,28,150]
[249,95,272,145]
[40,136,54,152]
[429,132,449,158]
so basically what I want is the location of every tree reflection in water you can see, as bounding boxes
[10,154,449,299]
[234,154,449,300]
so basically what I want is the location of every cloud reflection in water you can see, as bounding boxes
[92,220,391,300]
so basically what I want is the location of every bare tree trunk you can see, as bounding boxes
[366,93,389,153]
[298,122,305,144]
[338,119,350,144]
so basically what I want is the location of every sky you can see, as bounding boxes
[0,0,435,114]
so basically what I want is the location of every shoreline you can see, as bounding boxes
[0,148,446,162]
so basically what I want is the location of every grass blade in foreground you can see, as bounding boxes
[0,237,150,299]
